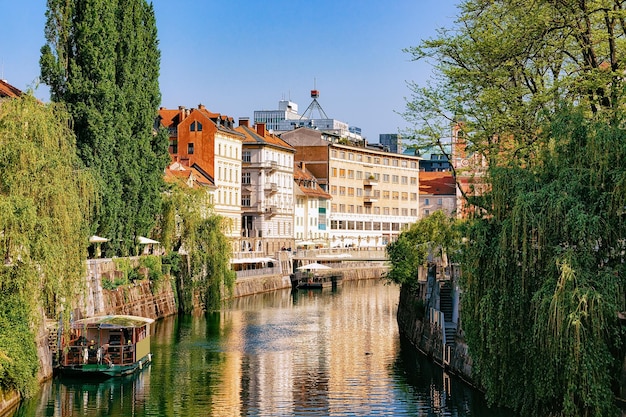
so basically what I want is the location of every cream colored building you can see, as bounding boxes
[236,120,296,255]
[281,128,421,248]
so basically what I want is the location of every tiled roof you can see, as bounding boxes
[294,164,331,199]
[165,162,215,189]
[419,172,456,195]
[235,125,296,152]
[0,80,23,98]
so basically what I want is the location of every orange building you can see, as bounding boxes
[158,105,245,242]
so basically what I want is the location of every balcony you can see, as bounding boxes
[363,178,378,187]
[363,196,377,205]
[249,160,278,171]
[168,127,178,138]
[264,182,278,193]
[264,205,277,217]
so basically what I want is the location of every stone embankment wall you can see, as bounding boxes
[396,284,475,387]
[232,265,389,298]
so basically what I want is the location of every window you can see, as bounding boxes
[438,198,443,205]
[348,187,355,196]
[383,190,390,199]
[402,160,408,168]
[332,168,338,177]
[411,193,417,201]
[401,192,408,201]
[331,186,338,195]
[411,177,417,185]
[401,176,408,185]
[190,121,202,132]
[339,169,346,178]
[188,143,194,154]
[242,172,251,184]
[356,188,363,197]
[339,186,346,196]
[402,208,408,216]
[384,158,389,166]
[356,171,363,179]
[411,209,417,216]
[170,139,178,154]
[348,170,354,179]
[241,195,251,207]
[392,175,399,184]
[392,191,399,200]
[425,198,430,205]
[411,161,417,169]
[339,204,345,212]
[243,151,251,162]
[393,159,398,167]
[383,174,390,183]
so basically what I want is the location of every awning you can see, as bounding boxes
[230,257,277,264]
[138,236,160,245]
[89,235,109,243]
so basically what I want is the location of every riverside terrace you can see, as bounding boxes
[231,247,387,279]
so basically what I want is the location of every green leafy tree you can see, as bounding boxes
[40,0,169,255]
[403,1,626,415]
[386,211,463,290]
[0,96,95,396]
[157,182,235,313]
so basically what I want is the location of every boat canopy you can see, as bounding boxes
[71,315,154,329]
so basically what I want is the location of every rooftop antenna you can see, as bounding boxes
[300,78,329,120]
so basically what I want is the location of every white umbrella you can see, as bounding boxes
[296,240,316,247]
[138,236,160,245]
[297,262,332,271]
[89,235,109,243]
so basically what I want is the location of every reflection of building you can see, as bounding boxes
[158,105,245,244]
[281,127,421,247]
[236,119,296,254]
[419,172,456,217]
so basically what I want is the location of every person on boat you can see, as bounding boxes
[100,344,112,366]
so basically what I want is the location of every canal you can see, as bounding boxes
[12,279,514,416]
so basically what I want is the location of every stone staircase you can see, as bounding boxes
[439,282,456,347]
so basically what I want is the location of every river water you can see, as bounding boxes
[13,279,515,416]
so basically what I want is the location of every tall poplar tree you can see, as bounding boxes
[40,0,169,254]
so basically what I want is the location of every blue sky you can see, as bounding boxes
[1,0,459,141]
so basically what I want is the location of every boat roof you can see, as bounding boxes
[72,315,155,329]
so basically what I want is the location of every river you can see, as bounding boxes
[12,279,515,416]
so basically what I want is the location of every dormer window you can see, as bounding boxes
[190,121,203,132]
[188,143,194,154]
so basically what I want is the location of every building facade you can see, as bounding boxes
[379,133,402,154]
[281,127,421,248]
[294,162,332,247]
[419,172,456,217]
[236,119,296,255]
[158,105,245,244]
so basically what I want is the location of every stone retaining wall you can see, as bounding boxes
[232,265,389,298]
[396,284,476,387]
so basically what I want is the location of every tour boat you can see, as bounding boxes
[57,315,154,379]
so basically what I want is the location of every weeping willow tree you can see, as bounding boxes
[403,0,626,415]
[0,95,95,396]
[156,181,235,313]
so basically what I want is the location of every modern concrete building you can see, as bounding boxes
[235,119,296,255]
[158,105,245,244]
[379,133,402,154]
[254,90,365,144]
[281,127,421,248]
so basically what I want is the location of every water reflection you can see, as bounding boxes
[13,280,515,416]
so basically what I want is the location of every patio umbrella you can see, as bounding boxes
[297,262,332,271]
[89,235,109,243]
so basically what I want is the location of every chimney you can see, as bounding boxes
[198,104,205,110]
[239,117,249,127]
[256,122,266,136]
